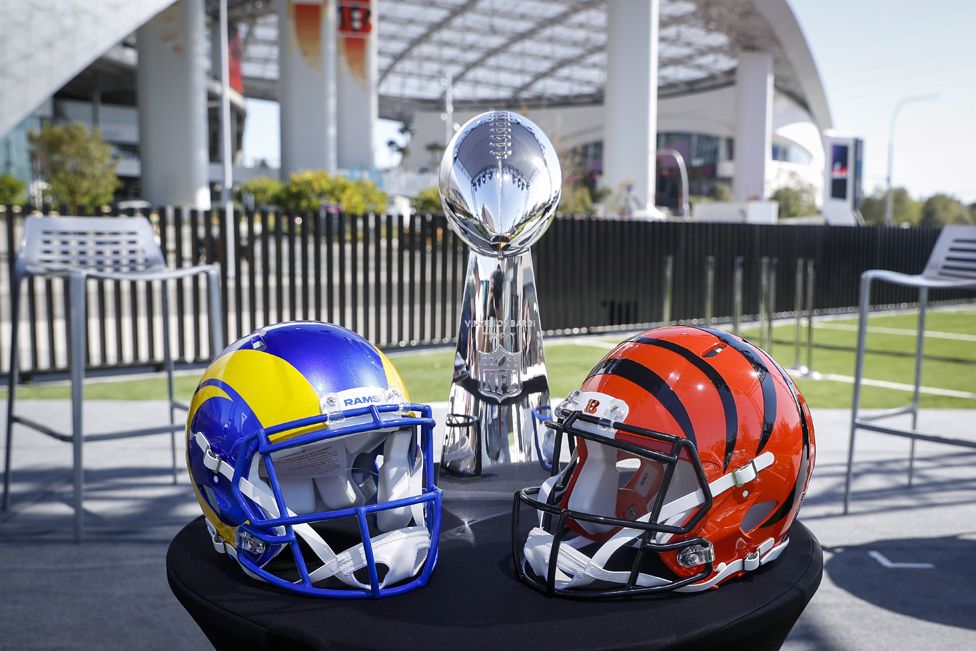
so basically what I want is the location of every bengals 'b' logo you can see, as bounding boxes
[584,399,600,414]
[338,3,372,34]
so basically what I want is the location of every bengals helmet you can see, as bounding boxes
[512,326,815,597]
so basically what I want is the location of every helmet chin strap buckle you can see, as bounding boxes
[677,541,715,568]
[732,459,760,487]
[743,548,762,572]
[197,433,232,478]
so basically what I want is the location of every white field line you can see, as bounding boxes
[816,322,976,342]
[565,340,618,350]
[819,373,976,400]
[558,341,975,400]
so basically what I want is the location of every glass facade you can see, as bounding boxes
[565,132,813,213]
[771,142,812,165]
[0,114,40,189]
[656,132,730,208]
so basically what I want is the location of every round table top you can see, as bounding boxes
[168,464,822,651]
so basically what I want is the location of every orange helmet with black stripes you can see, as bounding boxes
[512,325,815,597]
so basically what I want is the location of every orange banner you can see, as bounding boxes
[338,0,372,85]
[290,1,324,71]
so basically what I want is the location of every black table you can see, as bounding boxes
[168,465,822,650]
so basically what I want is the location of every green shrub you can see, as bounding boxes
[0,174,25,205]
[558,184,593,215]
[276,170,387,214]
[276,170,339,212]
[769,175,817,218]
[711,181,733,202]
[340,178,387,215]
[236,176,283,208]
[411,187,442,213]
[690,182,732,208]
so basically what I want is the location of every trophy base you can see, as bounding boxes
[440,387,552,477]
[440,250,552,477]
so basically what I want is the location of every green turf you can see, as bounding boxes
[388,342,602,404]
[0,374,205,403]
[738,307,976,410]
[4,307,974,409]
[0,342,605,405]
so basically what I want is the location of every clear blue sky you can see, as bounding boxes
[244,0,976,202]
[788,0,976,202]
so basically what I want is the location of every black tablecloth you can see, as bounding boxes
[168,464,822,651]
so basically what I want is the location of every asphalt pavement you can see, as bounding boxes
[1,400,974,650]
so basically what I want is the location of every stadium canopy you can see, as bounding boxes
[227,0,831,128]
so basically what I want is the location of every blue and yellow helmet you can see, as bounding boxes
[185,321,442,598]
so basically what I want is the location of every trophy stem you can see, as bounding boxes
[441,251,551,476]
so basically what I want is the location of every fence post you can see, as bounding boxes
[792,257,805,370]
[662,255,673,324]
[759,257,770,349]
[767,257,777,354]
[805,259,817,375]
[704,255,715,327]
[733,256,743,335]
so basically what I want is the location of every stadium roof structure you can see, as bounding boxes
[226,0,831,128]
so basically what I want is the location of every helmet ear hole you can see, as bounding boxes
[277,477,318,514]
[354,562,389,586]
[741,500,778,533]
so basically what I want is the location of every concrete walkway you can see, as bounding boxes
[1,401,975,649]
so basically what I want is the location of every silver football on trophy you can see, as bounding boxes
[439,111,562,257]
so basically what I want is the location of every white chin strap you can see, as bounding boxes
[195,432,431,590]
[524,451,785,592]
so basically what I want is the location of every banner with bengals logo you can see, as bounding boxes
[337,0,372,86]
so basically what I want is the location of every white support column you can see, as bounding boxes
[733,51,774,201]
[137,0,210,208]
[336,0,377,170]
[278,0,337,176]
[603,0,659,214]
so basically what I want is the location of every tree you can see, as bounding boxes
[858,186,922,225]
[768,174,817,218]
[29,122,119,213]
[411,187,442,213]
[919,193,972,227]
[386,122,412,162]
[424,142,445,169]
[555,140,602,216]
[236,176,283,208]
[0,173,25,205]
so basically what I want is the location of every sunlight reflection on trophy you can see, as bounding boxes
[438,110,561,476]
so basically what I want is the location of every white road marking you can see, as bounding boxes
[817,322,976,342]
[868,550,934,569]
[818,373,976,400]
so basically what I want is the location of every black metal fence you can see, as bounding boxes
[0,206,969,382]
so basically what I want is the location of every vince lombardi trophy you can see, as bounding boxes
[438,110,562,476]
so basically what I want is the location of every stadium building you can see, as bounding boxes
[0,0,834,217]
